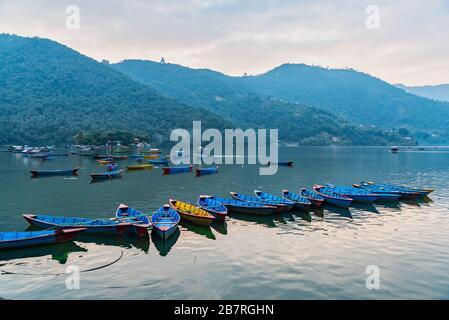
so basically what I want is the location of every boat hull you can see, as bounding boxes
[0,229,85,250]
[152,225,178,240]
[224,203,276,216]
[162,165,193,174]
[23,215,130,235]
[313,186,352,208]
[30,168,79,177]
[374,194,402,202]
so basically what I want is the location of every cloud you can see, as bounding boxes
[0,0,448,85]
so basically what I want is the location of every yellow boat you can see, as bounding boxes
[143,154,159,160]
[169,199,215,226]
[98,160,114,165]
[126,164,154,171]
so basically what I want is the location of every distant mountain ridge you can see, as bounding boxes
[0,34,445,146]
[396,83,449,102]
[241,64,449,135]
[113,60,414,146]
[0,34,231,145]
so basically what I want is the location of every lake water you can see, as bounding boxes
[1,147,449,299]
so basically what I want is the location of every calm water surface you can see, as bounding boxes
[1,147,448,299]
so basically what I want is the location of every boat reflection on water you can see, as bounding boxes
[291,210,312,222]
[180,221,216,240]
[90,176,123,184]
[350,203,379,214]
[227,211,276,228]
[312,206,325,218]
[75,234,150,254]
[323,205,353,219]
[151,228,180,257]
[0,241,87,264]
[211,220,228,235]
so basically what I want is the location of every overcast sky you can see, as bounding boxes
[0,0,448,85]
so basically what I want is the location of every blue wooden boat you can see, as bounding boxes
[0,228,86,251]
[197,195,228,221]
[230,192,290,212]
[254,190,295,211]
[196,166,218,176]
[90,169,123,181]
[129,154,144,159]
[329,184,400,202]
[325,184,379,203]
[355,183,420,199]
[148,158,169,166]
[282,190,312,211]
[30,168,79,177]
[106,163,118,171]
[313,185,353,208]
[299,188,325,207]
[23,214,131,235]
[151,205,180,240]
[210,196,277,215]
[364,182,433,197]
[115,204,151,237]
[162,165,193,174]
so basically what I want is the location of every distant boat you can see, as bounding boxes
[267,161,293,167]
[325,184,379,203]
[97,158,114,165]
[90,169,123,181]
[28,153,50,159]
[129,154,144,159]
[162,165,193,174]
[169,199,215,226]
[115,204,151,237]
[106,163,118,171]
[196,166,218,176]
[110,155,129,160]
[0,228,85,251]
[23,214,131,235]
[390,146,399,153]
[282,190,312,211]
[313,185,353,208]
[209,195,276,215]
[151,205,180,240]
[197,195,228,221]
[299,188,325,207]
[126,164,153,171]
[144,154,160,160]
[30,168,79,177]
[148,158,169,166]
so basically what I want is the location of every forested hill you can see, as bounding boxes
[396,83,449,102]
[0,34,231,145]
[242,64,449,136]
[113,60,418,145]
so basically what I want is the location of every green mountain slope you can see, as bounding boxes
[396,83,449,102]
[0,34,231,145]
[113,60,416,145]
[242,64,449,134]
